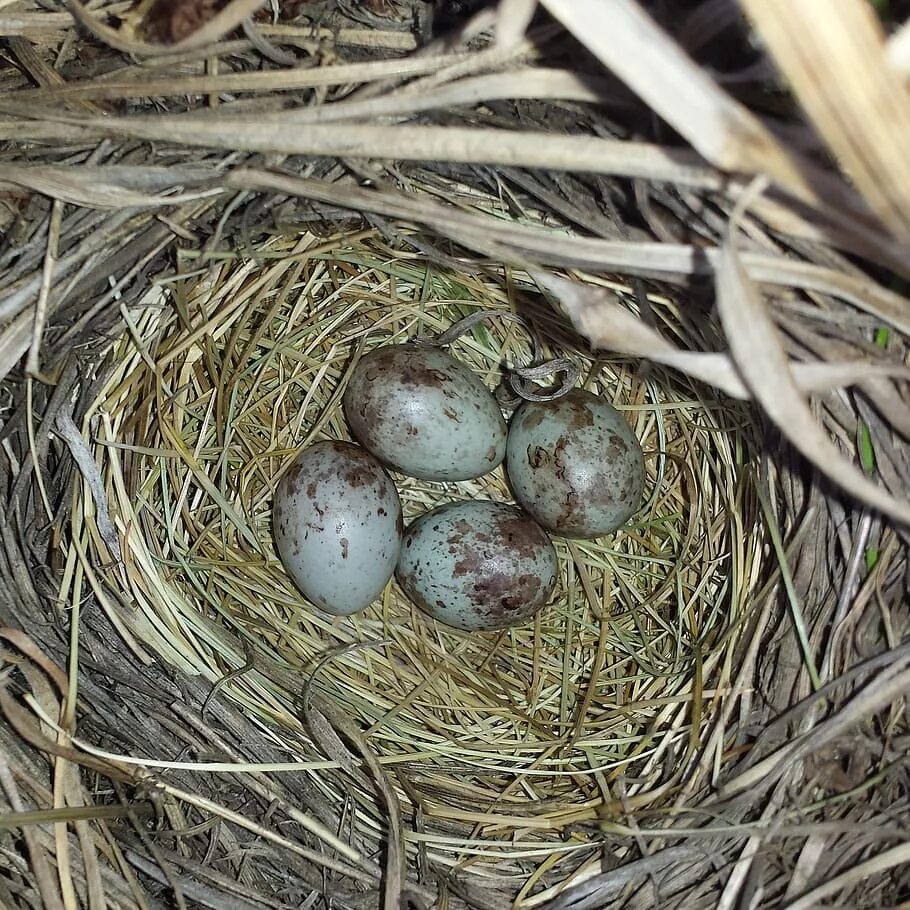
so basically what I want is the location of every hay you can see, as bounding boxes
[76,226,761,876]
[0,1,908,908]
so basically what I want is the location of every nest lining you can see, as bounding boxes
[67,225,767,872]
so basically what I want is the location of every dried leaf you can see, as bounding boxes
[715,185,910,524]
[82,117,725,188]
[539,0,807,192]
[0,164,220,209]
[740,0,910,239]
[4,55,467,104]
[534,271,910,401]
[495,0,538,50]
[54,411,122,564]
[224,170,910,335]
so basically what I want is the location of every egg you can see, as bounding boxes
[396,501,558,631]
[272,441,403,615]
[343,343,507,481]
[506,389,645,538]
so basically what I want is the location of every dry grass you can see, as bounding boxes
[72,227,761,877]
[0,1,908,908]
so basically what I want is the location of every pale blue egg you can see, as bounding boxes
[397,501,558,631]
[506,390,644,539]
[343,344,506,482]
[273,441,403,615]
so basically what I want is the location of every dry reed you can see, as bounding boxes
[0,1,908,908]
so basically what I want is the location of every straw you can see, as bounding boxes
[0,1,907,907]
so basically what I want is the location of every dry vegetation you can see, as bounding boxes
[0,1,908,909]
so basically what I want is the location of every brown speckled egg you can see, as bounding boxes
[273,441,403,616]
[506,389,645,538]
[396,501,558,631]
[343,343,506,481]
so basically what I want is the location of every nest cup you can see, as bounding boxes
[83,227,763,893]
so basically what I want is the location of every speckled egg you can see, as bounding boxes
[343,343,507,481]
[506,389,645,538]
[396,501,558,631]
[273,441,403,615]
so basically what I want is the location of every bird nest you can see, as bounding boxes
[1,2,909,909]
[78,226,762,891]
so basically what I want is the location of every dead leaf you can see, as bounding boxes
[534,271,910,402]
[715,183,910,524]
